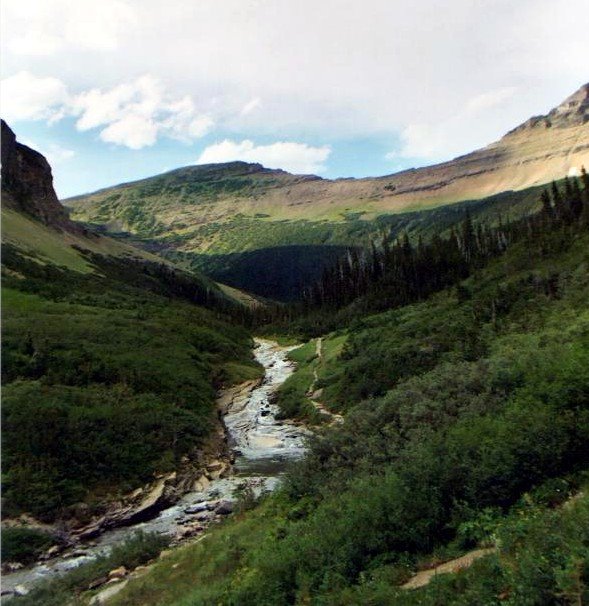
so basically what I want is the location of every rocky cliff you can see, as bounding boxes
[1,119,78,231]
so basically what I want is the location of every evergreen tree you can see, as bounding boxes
[552,181,567,223]
[540,189,555,224]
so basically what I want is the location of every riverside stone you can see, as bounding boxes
[108,566,127,580]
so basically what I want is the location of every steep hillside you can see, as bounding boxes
[1,124,261,526]
[65,84,589,300]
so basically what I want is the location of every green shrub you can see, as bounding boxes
[1,527,54,564]
[15,531,170,606]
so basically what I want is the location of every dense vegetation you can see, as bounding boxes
[93,174,589,605]
[171,245,352,301]
[1,527,54,565]
[313,177,587,308]
[1,240,261,520]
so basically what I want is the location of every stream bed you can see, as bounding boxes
[2,338,308,596]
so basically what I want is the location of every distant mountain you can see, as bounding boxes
[64,84,589,300]
[67,84,588,222]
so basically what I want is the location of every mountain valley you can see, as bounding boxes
[2,82,589,606]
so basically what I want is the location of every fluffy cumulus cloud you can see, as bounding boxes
[0,72,214,149]
[70,75,214,149]
[197,140,331,174]
[1,71,68,122]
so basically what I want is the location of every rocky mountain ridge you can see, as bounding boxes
[1,120,80,232]
[508,82,589,133]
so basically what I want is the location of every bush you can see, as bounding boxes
[109,530,170,571]
[1,527,54,564]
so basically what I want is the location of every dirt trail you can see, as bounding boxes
[401,548,496,590]
[306,338,344,425]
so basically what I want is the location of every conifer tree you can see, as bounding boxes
[552,181,567,223]
[540,189,554,224]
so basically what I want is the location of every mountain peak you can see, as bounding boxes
[507,82,589,135]
[552,82,589,119]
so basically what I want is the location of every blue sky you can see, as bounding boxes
[2,0,588,199]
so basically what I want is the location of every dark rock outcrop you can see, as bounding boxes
[1,119,78,231]
[508,83,589,134]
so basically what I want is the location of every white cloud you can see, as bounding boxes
[390,86,520,161]
[160,96,214,140]
[196,139,331,174]
[1,72,213,150]
[2,0,136,56]
[393,124,444,161]
[72,81,145,132]
[0,71,68,122]
[2,0,588,170]
[99,115,158,149]
[70,76,214,148]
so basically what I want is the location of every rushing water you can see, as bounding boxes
[2,339,308,596]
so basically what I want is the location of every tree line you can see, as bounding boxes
[299,170,589,315]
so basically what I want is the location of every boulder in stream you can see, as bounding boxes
[184,501,210,514]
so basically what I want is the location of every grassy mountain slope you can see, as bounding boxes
[1,125,261,522]
[64,84,589,300]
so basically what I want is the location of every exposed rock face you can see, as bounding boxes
[1,119,78,231]
[370,83,589,203]
[509,83,589,132]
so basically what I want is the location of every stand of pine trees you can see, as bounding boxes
[301,170,589,315]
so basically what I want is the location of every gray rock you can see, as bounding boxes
[184,501,209,514]
[194,511,213,521]
[215,500,234,515]
[89,580,128,605]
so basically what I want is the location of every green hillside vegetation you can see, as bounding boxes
[66,164,550,301]
[257,175,589,334]
[14,530,171,606]
[31,176,588,605]
[274,340,323,422]
[1,220,262,521]
[275,336,346,423]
